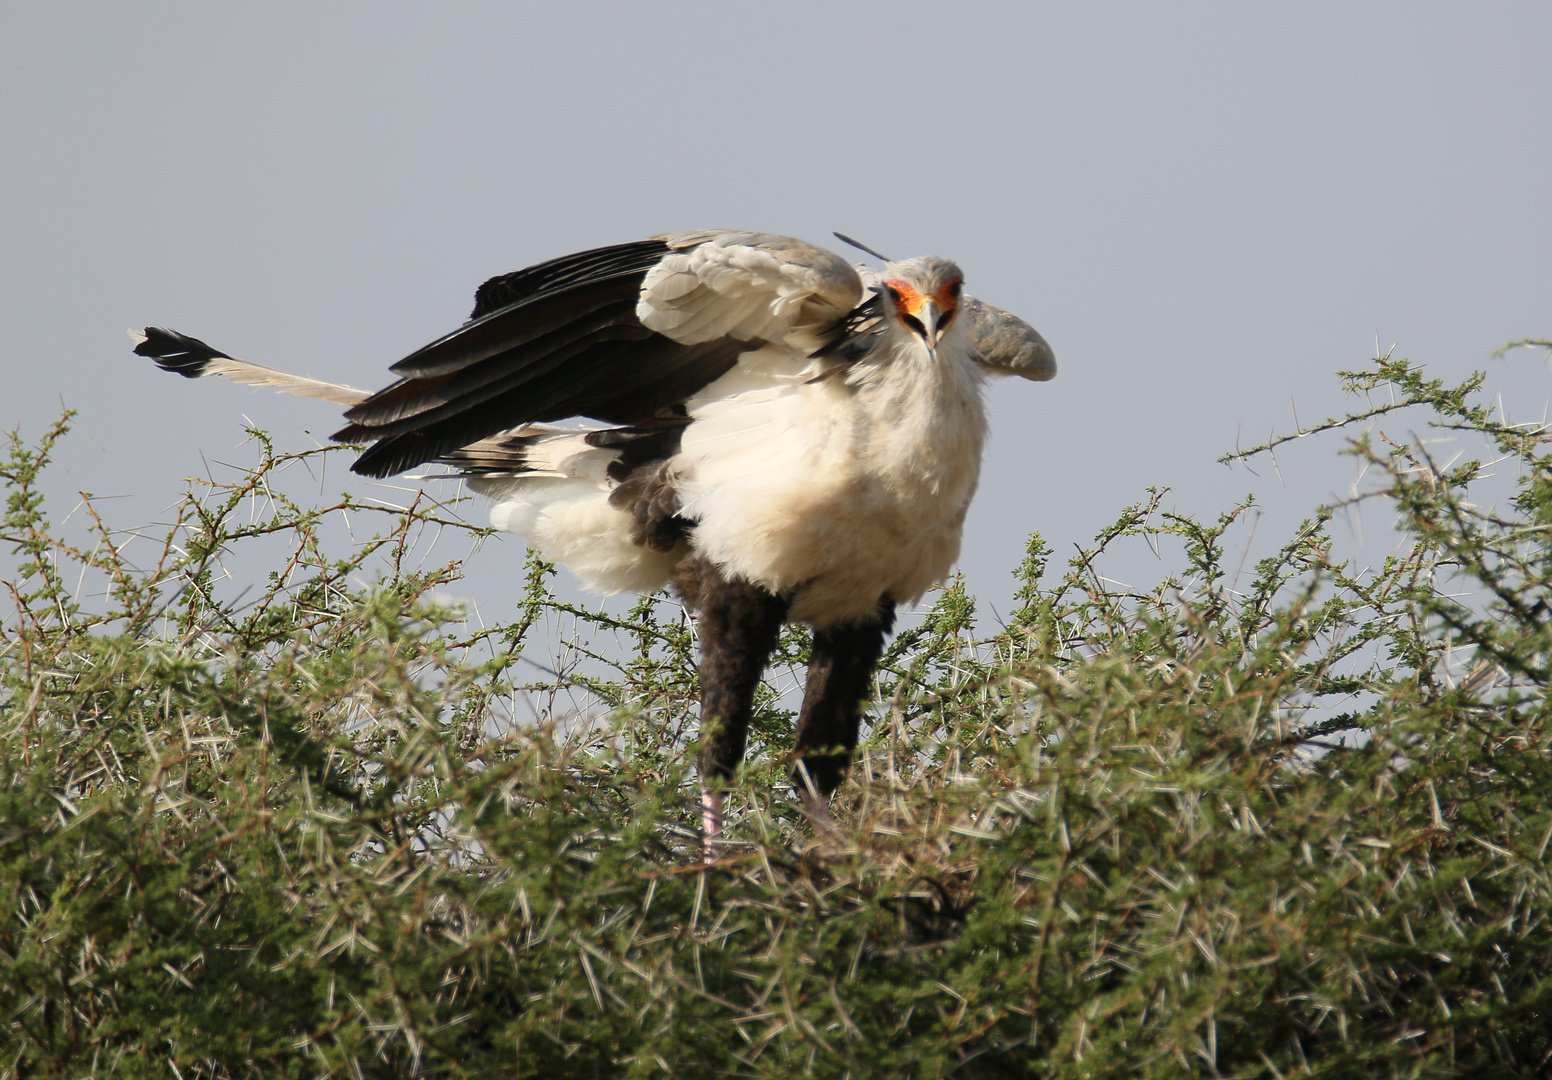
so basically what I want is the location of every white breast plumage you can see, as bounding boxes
[671,327,987,625]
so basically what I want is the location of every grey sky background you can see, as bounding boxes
[2,3,1549,626]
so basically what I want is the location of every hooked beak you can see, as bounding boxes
[915,298,942,354]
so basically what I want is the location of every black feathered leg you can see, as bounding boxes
[683,558,789,842]
[792,599,897,804]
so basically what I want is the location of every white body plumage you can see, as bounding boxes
[476,329,986,626]
[471,247,989,628]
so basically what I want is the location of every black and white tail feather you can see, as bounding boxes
[131,327,370,406]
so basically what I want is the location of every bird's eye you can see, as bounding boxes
[885,285,903,304]
[948,280,963,299]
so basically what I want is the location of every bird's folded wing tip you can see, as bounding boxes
[985,351,1057,381]
[963,301,1057,382]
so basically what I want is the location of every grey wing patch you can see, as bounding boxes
[961,297,1056,382]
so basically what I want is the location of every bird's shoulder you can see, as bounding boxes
[635,230,863,347]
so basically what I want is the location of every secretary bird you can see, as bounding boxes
[131,229,1055,847]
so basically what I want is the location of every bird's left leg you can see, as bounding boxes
[792,599,896,825]
[686,557,789,848]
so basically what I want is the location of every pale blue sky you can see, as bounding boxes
[3,3,1549,621]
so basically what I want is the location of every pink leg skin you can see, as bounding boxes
[804,791,837,834]
[793,763,837,835]
[701,790,724,860]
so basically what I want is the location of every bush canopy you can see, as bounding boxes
[3,349,1552,1077]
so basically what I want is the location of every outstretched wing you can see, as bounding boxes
[130,328,369,405]
[340,231,862,477]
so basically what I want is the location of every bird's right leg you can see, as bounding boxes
[791,601,896,828]
[686,557,789,852]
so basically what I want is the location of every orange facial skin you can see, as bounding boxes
[887,276,963,321]
[886,279,925,317]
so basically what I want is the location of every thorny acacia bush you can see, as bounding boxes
[4,347,1552,1078]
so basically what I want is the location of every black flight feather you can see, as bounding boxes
[347,334,743,477]
[346,296,646,427]
[342,237,754,478]
[469,238,672,319]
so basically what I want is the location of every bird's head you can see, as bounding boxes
[880,256,964,355]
